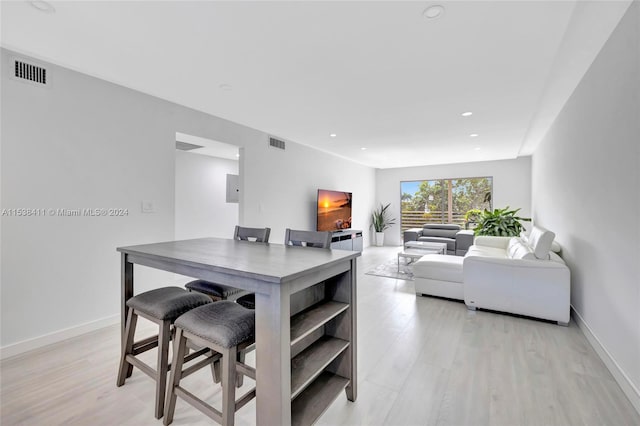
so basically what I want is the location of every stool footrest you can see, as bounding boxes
[182,353,221,379]
[235,388,256,411]
[132,335,159,355]
[175,386,223,423]
[236,363,256,380]
[183,348,211,363]
[125,354,156,379]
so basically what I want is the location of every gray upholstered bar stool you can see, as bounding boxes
[164,301,256,426]
[185,226,271,301]
[116,287,211,419]
[236,228,331,310]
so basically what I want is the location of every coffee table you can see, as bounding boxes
[398,241,447,272]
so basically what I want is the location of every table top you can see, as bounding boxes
[118,237,360,284]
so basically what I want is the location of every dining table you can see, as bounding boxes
[117,237,360,425]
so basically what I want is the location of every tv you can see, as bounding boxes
[317,189,352,232]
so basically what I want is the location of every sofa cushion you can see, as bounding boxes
[421,225,460,239]
[413,254,464,283]
[466,245,507,258]
[423,224,461,231]
[507,238,536,260]
[528,226,555,259]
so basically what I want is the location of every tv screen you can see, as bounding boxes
[317,189,352,232]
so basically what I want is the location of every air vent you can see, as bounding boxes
[269,137,286,150]
[176,141,203,151]
[14,59,48,85]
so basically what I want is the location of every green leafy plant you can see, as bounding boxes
[371,203,396,232]
[474,206,531,237]
[464,209,483,224]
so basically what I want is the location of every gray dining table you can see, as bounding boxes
[117,237,359,425]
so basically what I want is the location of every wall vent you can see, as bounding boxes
[176,141,203,151]
[269,137,286,150]
[14,59,48,86]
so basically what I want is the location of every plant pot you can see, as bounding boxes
[375,232,385,247]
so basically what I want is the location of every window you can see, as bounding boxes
[400,177,493,232]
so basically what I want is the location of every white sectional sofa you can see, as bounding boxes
[413,226,571,325]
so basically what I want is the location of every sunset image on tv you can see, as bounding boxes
[317,190,352,231]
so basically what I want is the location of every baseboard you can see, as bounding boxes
[0,314,120,360]
[571,306,640,415]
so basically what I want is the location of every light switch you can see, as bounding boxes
[141,200,155,213]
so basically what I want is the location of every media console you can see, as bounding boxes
[330,229,363,251]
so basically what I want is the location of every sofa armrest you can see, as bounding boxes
[473,235,511,249]
[403,228,423,243]
[455,230,474,253]
[463,256,570,323]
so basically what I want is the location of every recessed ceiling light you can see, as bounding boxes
[470,133,479,138]
[329,133,337,138]
[361,147,367,151]
[29,1,55,13]
[236,153,240,158]
[461,112,473,117]
[475,147,481,151]
[218,84,232,91]
[423,5,445,20]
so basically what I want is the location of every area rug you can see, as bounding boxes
[365,257,415,280]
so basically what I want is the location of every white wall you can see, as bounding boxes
[241,140,376,246]
[531,2,639,410]
[0,48,377,354]
[175,151,238,240]
[376,157,532,246]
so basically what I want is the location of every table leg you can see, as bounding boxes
[345,258,358,401]
[121,253,134,378]
[121,253,134,339]
[255,288,291,426]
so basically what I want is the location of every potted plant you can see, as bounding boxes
[474,206,531,237]
[371,203,396,246]
[464,209,483,230]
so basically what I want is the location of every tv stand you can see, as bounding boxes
[330,230,363,251]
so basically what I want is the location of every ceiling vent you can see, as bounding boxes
[269,136,286,150]
[13,59,48,86]
[176,141,203,151]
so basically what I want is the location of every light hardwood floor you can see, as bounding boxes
[1,246,638,425]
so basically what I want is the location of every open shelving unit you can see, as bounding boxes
[288,272,355,426]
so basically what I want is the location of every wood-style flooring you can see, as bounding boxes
[1,246,638,425]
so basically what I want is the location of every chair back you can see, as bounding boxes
[234,226,271,243]
[284,229,331,249]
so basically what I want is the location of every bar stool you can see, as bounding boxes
[116,286,211,419]
[164,301,256,426]
[185,226,271,302]
[236,228,331,309]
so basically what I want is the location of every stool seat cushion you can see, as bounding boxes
[127,287,211,321]
[413,254,464,283]
[235,293,255,310]
[175,301,255,348]
[185,279,243,299]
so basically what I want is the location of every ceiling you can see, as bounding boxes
[1,1,632,168]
